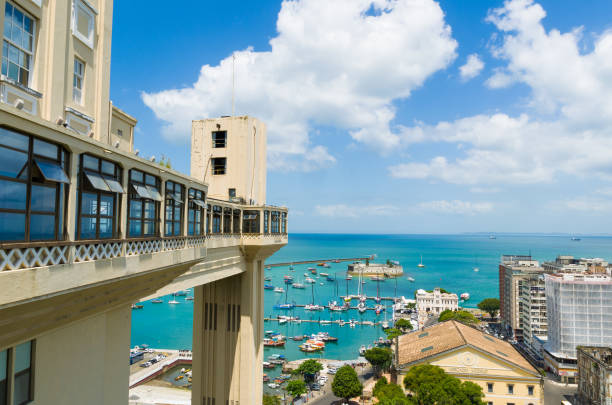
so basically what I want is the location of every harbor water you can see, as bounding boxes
[131,233,612,387]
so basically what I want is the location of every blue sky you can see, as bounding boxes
[110,0,612,234]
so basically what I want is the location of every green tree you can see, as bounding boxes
[285,380,307,401]
[394,318,413,331]
[295,359,323,385]
[364,347,392,377]
[376,383,409,405]
[438,310,479,325]
[477,298,500,318]
[373,376,388,397]
[403,364,485,405]
[332,365,363,404]
[262,394,281,405]
[385,327,403,340]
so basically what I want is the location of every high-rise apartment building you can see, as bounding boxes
[498,255,544,341]
[0,1,287,404]
[544,273,612,383]
[519,274,548,353]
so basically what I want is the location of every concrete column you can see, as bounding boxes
[64,147,81,242]
[240,259,263,404]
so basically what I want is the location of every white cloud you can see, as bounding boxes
[470,186,502,193]
[315,204,398,218]
[459,54,484,80]
[418,200,493,215]
[390,0,612,185]
[559,197,612,214]
[142,0,457,171]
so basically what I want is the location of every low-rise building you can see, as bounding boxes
[544,273,612,383]
[577,346,612,405]
[415,288,458,329]
[396,320,543,405]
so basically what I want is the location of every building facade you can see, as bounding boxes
[415,288,458,329]
[544,273,612,383]
[577,346,612,405]
[0,1,287,404]
[498,255,544,341]
[396,321,543,405]
[519,274,548,354]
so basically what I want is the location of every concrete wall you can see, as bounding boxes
[192,116,267,205]
[31,305,131,405]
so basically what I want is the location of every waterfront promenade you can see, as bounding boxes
[129,349,193,388]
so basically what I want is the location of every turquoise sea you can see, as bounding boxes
[131,233,612,385]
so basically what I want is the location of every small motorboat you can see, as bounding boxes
[274,287,285,293]
[317,263,326,267]
[359,345,366,355]
[131,304,143,309]
[320,272,329,277]
[185,296,194,301]
[151,299,163,304]
[292,283,305,289]
[407,277,415,282]
[264,284,274,290]
[460,292,470,301]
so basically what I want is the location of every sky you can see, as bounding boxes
[110,0,612,234]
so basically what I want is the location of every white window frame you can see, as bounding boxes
[71,0,95,49]
[2,1,36,88]
[73,58,84,104]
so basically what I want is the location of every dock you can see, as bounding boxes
[264,318,384,326]
[266,256,373,268]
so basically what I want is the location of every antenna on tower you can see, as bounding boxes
[232,53,236,117]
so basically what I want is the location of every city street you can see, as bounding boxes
[544,378,577,404]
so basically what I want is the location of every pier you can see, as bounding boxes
[264,318,384,326]
[266,256,373,267]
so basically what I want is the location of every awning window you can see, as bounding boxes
[34,160,70,184]
[132,184,153,199]
[104,178,125,193]
[85,172,110,192]
[167,193,183,203]
[192,199,206,208]
[146,185,162,202]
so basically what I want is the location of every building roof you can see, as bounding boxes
[397,320,538,375]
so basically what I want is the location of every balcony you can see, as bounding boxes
[0,107,288,307]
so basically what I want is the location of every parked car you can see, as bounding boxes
[311,384,321,391]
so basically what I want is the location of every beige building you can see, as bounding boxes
[498,255,544,341]
[0,1,287,404]
[518,274,547,354]
[396,321,544,405]
[577,346,612,405]
[415,288,458,329]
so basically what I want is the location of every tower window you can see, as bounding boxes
[228,188,236,198]
[212,157,226,175]
[212,131,226,148]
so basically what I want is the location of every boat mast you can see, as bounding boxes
[311,282,314,305]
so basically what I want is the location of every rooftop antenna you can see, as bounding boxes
[232,53,236,117]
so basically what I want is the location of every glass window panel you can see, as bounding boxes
[165,205,172,221]
[0,212,25,240]
[23,15,32,34]
[173,193,183,203]
[104,178,124,193]
[144,201,155,219]
[129,199,141,218]
[85,172,110,192]
[30,184,56,212]
[7,61,18,81]
[99,217,112,238]
[76,7,91,38]
[0,128,28,151]
[128,220,141,237]
[1,58,6,77]
[99,194,113,216]
[34,160,70,183]
[100,160,114,176]
[13,370,31,405]
[82,155,98,171]
[81,192,97,215]
[188,210,194,221]
[33,139,58,159]
[146,185,162,201]
[165,222,171,236]
[188,223,194,235]
[0,349,6,381]
[145,174,156,186]
[11,24,21,49]
[79,216,96,239]
[30,214,55,240]
[174,207,181,219]
[0,180,26,209]
[173,223,180,236]
[0,146,27,178]
[143,220,155,236]
[14,341,31,373]
[132,184,152,199]
[130,170,143,182]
